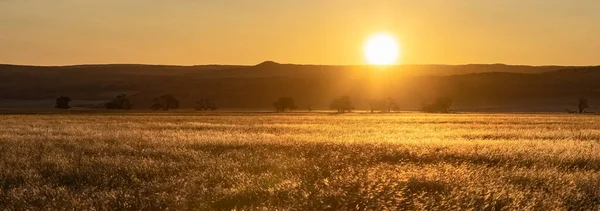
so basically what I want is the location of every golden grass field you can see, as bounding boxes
[1,112,600,210]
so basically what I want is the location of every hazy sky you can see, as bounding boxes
[1,0,599,66]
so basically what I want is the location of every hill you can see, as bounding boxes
[0,63,598,111]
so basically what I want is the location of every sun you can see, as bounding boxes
[364,33,400,65]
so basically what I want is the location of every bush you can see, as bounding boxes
[273,97,297,112]
[55,96,71,109]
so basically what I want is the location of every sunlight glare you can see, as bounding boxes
[364,33,400,65]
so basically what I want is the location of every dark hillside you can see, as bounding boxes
[0,63,597,111]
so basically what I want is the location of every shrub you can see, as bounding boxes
[273,97,297,112]
[55,96,71,109]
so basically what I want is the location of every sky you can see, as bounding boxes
[1,0,599,66]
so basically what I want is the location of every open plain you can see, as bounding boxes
[1,112,599,210]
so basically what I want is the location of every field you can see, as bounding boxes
[1,112,600,210]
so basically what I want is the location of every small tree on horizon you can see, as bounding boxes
[106,94,132,110]
[195,97,218,111]
[55,96,71,109]
[369,97,400,113]
[331,96,354,113]
[386,97,400,112]
[151,94,179,111]
[421,97,453,113]
[273,97,297,112]
[578,98,590,114]
[369,99,384,113]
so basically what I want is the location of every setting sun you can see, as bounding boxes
[364,33,400,65]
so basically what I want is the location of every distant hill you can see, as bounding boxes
[0,62,598,112]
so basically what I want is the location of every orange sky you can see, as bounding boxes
[1,0,599,66]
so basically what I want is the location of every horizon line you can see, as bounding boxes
[1,62,598,68]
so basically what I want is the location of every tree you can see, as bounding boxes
[369,97,399,113]
[578,98,590,114]
[55,96,71,109]
[195,97,218,111]
[421,97,453,113]
[386,97,400,112]
[105,94,132,110]
[330,96,354,113]
[369,99,384,113]
[273,97,297,112]
[151,94,179,111]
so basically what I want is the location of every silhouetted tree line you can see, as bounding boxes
[52,93,594,114]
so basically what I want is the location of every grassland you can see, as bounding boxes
[1,112,599,210]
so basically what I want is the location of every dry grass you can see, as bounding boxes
[1,112,600,210]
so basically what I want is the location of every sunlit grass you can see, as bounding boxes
[0,113,599,209]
